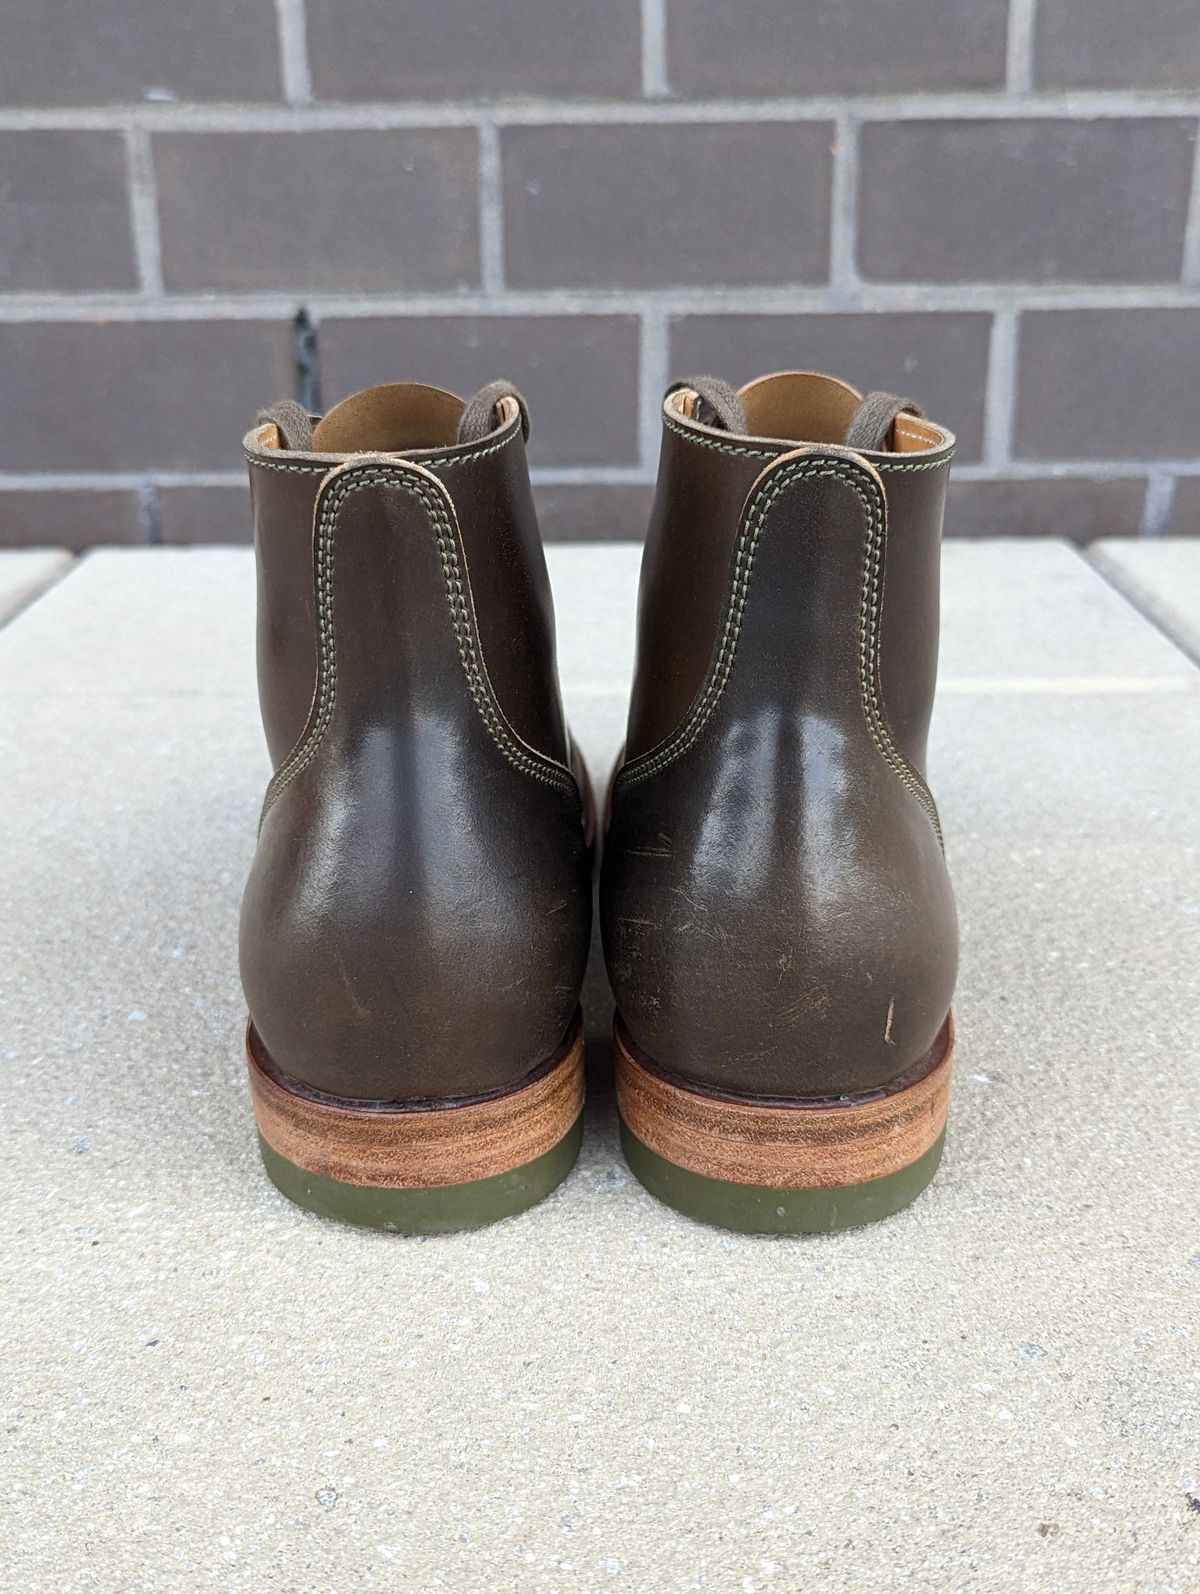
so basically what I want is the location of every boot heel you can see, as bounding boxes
[616,1014,953,1234]
[246,1015,584,1233]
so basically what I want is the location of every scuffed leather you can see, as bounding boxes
[602,425,958,1100]
[241,443,591,1103]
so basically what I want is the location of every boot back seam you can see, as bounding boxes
[261,460,575,823]
[617,454,944,846]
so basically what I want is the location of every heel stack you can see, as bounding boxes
[616,1014,953,1234]
[246,1015,585,1233]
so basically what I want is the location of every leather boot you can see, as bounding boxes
[240,382,592,1232]
[602,371,958,1233]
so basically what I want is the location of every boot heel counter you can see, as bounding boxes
[240,771,590,1101]
[604,768,955,1098]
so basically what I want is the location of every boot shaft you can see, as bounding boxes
[603,372,957,1102]
[245,382,570,772]
[628,372,952,773]
[239,383,592,1107]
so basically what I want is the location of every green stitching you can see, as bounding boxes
[260,461,573,824]
[661,412,953,473]
[617,456,943,847]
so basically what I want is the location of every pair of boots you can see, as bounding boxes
[240,369,957,1236]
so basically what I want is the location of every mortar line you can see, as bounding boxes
[139,484,164,546]
[1,93,1198,132]
[5,460,1196,494]
[641,0,670,98]
[1182,123,1200,285]
[274,0,313,106]
[5,284,1200,323]
[636,310,670,473]
[1005,0,1037,95]
[827,110,860,299]
[0,467,661,490]
[1138,472,1177,537]
[982,309,1018,469]
[294,306,322,410]
[123,128,164,294]
[949,460,1200,481]
[478,123,506,295]
[0,471,248,490]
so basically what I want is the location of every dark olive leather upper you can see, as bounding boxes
[602,373,958,1100]
[240,385,591,1103]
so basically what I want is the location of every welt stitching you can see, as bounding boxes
[618,457,943,845]
[261,464,571,821]
[661,413,954,473]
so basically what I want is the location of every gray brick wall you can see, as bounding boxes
[0,0,1197,546]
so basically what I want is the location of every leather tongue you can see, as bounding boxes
[844,391,926,452]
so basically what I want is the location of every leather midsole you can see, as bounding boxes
[246,1018,585,1190]
[615,1014,953,1191]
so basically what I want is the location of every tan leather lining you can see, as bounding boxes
[311,382,465,453]
[253,386,520,460]
[892,416,944,452]
[668,371,952,457]
[739,370,862,445]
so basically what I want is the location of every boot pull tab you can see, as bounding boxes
[256,398,316,451]
[845,391,926,452]
[667,375,747,433]
[456,380,531,445]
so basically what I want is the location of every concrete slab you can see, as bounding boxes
[0,547,256,696]
[546,538,1200,784]
[0,547,72,624]
[2,544,1198,1593]
[1088,538,1200,663]
[7,538,1194,711]
[547,542,641,779]
[549,538,1200,700]
[940,539,1197,689]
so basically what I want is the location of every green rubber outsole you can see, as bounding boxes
[257,1114,583,1234]
[620,1120,946,1235]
